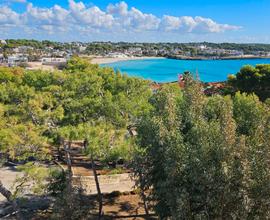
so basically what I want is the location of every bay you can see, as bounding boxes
[101,58,270,82]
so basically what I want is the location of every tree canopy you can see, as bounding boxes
[0,57,152,164]
[228,64,270,100]
[1,58,270,219]
[134,77,270,219]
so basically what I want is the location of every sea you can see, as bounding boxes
[101,58,270,82]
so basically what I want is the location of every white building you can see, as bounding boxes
[106,52,128,58]
[127,47,143,55]
[171,48,182,55]
[198,45,207,50]
[204,48,225,55]
[0,40,7,45]
[17,46,34,53]
[13,48,20,53]
[227,50,244,56]
[79,46,87,52]
[0,54,4,63]
[8,55,28,67]
[42,57,67,65]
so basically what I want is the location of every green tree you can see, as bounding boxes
[0,58,152,218]
[134,76,270,219]
[228,64,270,100]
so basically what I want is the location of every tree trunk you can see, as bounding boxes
[0,180,12,200]
[63,140,73,194]
[91,155,103,219]
[62,140,74,213]
[0,180,23,220]
[139,173,149,217]
[84,139,103,219]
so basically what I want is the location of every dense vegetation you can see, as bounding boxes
[134,75,270,219]
[0,57,152,218]
[1,57,270,219]
[228,64,270,100]
[188,42,270,53]
[1,39,70,50]
[2,39,270,56]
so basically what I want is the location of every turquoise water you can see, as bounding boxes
[101,58,270,82]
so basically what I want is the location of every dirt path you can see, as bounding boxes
[0,166,22,203]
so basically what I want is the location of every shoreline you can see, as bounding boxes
[166,55,270,61]
[90,56,165,64]
[90,55,270,65]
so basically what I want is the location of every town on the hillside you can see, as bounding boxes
[1,39,270,68]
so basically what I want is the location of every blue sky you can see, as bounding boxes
[0,0,269,43]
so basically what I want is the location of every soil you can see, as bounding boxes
[0,166,23,203]
[101,193,155,219]
[21,194,157,220]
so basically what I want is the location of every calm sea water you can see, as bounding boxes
[101,58,270,82]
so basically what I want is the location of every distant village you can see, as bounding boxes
[1,39,270,68]
[0,39,72,69]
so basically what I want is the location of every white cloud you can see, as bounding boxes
[160,15,241,33]
[107,1,128,16]
[161,16,182,31]
[26,3,69,25]
[0,6,21,25]
[107,2,160,31]
[192,16,241,33]
[0,0,242,40]
[125,7,160,31]
[69,0,114,28]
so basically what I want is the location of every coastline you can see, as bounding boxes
[90,55,270,64]
[90,56,165,64]
[88,55,270,84]
[166,55,270,61]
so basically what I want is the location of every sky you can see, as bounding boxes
[0,0,269,43]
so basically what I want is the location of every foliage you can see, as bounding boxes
[134,76,270,219]
[3,39,270,58]
[51,187,93,220]
[0,57,152,218]
[58,122,135,163]
[0,57,151,163]
[2,56,270,219]
[228,64,270,100]
[47,168,67,196]
[13,162,51,198]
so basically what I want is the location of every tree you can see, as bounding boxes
[0,105,49,220]
[0,58,152,218]
[58,122,135,219]
[134,76,270,219]
[228,64,270,100]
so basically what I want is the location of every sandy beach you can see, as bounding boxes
[89,55,270,65]
[27,62,56,71]
[90,56,165,65]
